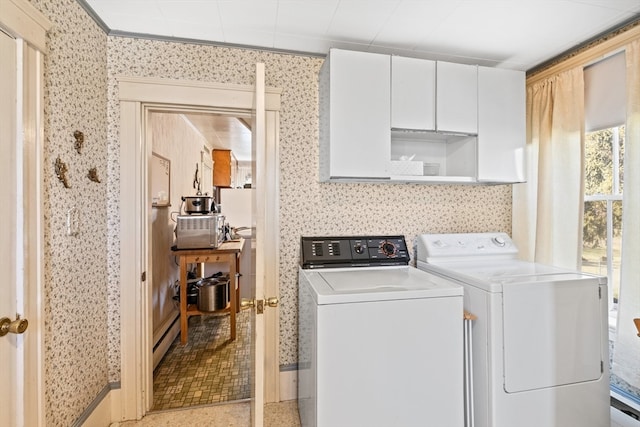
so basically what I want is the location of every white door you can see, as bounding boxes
[0,28,20,427]
[0,29,42,427]
[250,62,266,427]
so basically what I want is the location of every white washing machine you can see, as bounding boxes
[415,232,610,427]
[298,235,464,427]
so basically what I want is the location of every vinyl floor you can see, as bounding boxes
[152,309,251,410]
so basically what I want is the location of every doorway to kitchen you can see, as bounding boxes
[117,75,281,422]
[148,108,254,410]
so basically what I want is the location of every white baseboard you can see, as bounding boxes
[109,388,122,425]
[79,386,120,427]
[279,369,297,402]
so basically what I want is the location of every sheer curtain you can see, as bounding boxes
[512,67,585,268]
[612,39,640,392]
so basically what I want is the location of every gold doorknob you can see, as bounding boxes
[0,315,28,337]
[266,297,279,308]
[240,298,255,310]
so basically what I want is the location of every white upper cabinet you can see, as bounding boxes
[319,48,391,181]
[436,61,478,134]
[319,48,525,184]
[477,66,526,183]
[391,56,436,131]
[391,57,477,135]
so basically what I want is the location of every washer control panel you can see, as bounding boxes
[300,236,410,269]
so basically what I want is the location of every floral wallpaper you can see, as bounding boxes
[28,0,109,425]
[106,37,512,369]
[24,0,512,423]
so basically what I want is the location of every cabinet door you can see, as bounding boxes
[319,49,390,180]
[201,149,213,195]
[212,149,232,187]
[391,56,436,130]
[477,67,525,183]
[436,61,477,134]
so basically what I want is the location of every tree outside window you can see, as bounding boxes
[581,125,624,329]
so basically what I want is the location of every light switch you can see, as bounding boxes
[66,207,79,236]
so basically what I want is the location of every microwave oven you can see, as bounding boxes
[174,214,225,249]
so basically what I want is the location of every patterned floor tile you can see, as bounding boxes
[153,310,251,410]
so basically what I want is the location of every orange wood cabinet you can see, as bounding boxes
[212,149,232,187]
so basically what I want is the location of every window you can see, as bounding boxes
[582,51,625,331]
[581,126,624,331]
[583,51,640,408]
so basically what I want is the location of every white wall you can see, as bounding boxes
[150,112,211,347]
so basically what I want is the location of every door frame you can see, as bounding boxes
[0,1,50,426]
[117,76,281,420]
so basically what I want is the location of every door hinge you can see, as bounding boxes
[599,286,602,299]
[601,360,604,373]
[141,271,146,282]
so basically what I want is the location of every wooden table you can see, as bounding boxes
[172,239,244,345]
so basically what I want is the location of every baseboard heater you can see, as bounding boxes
[153,312,180,369]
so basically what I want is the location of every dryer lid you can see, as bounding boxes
[416,259,583,292]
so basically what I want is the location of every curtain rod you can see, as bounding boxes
[527,16,640,84]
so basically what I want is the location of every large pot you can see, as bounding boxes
[182,196,214,214]
[197,278,229,312]
[172,282,199,305]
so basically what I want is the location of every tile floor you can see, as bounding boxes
[117,307,303,426]
[152,309,251,410]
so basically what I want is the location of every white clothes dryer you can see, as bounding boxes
[298,235,464,427]
[416,232,610,427]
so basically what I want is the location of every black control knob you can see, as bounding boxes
[354,243,365,254]
[380,241,397,257]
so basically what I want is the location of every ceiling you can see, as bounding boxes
[82,0,640,160]
[181,113,252,162]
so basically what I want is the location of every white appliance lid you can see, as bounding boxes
[418,259,605,292]
[303,266,463,304]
